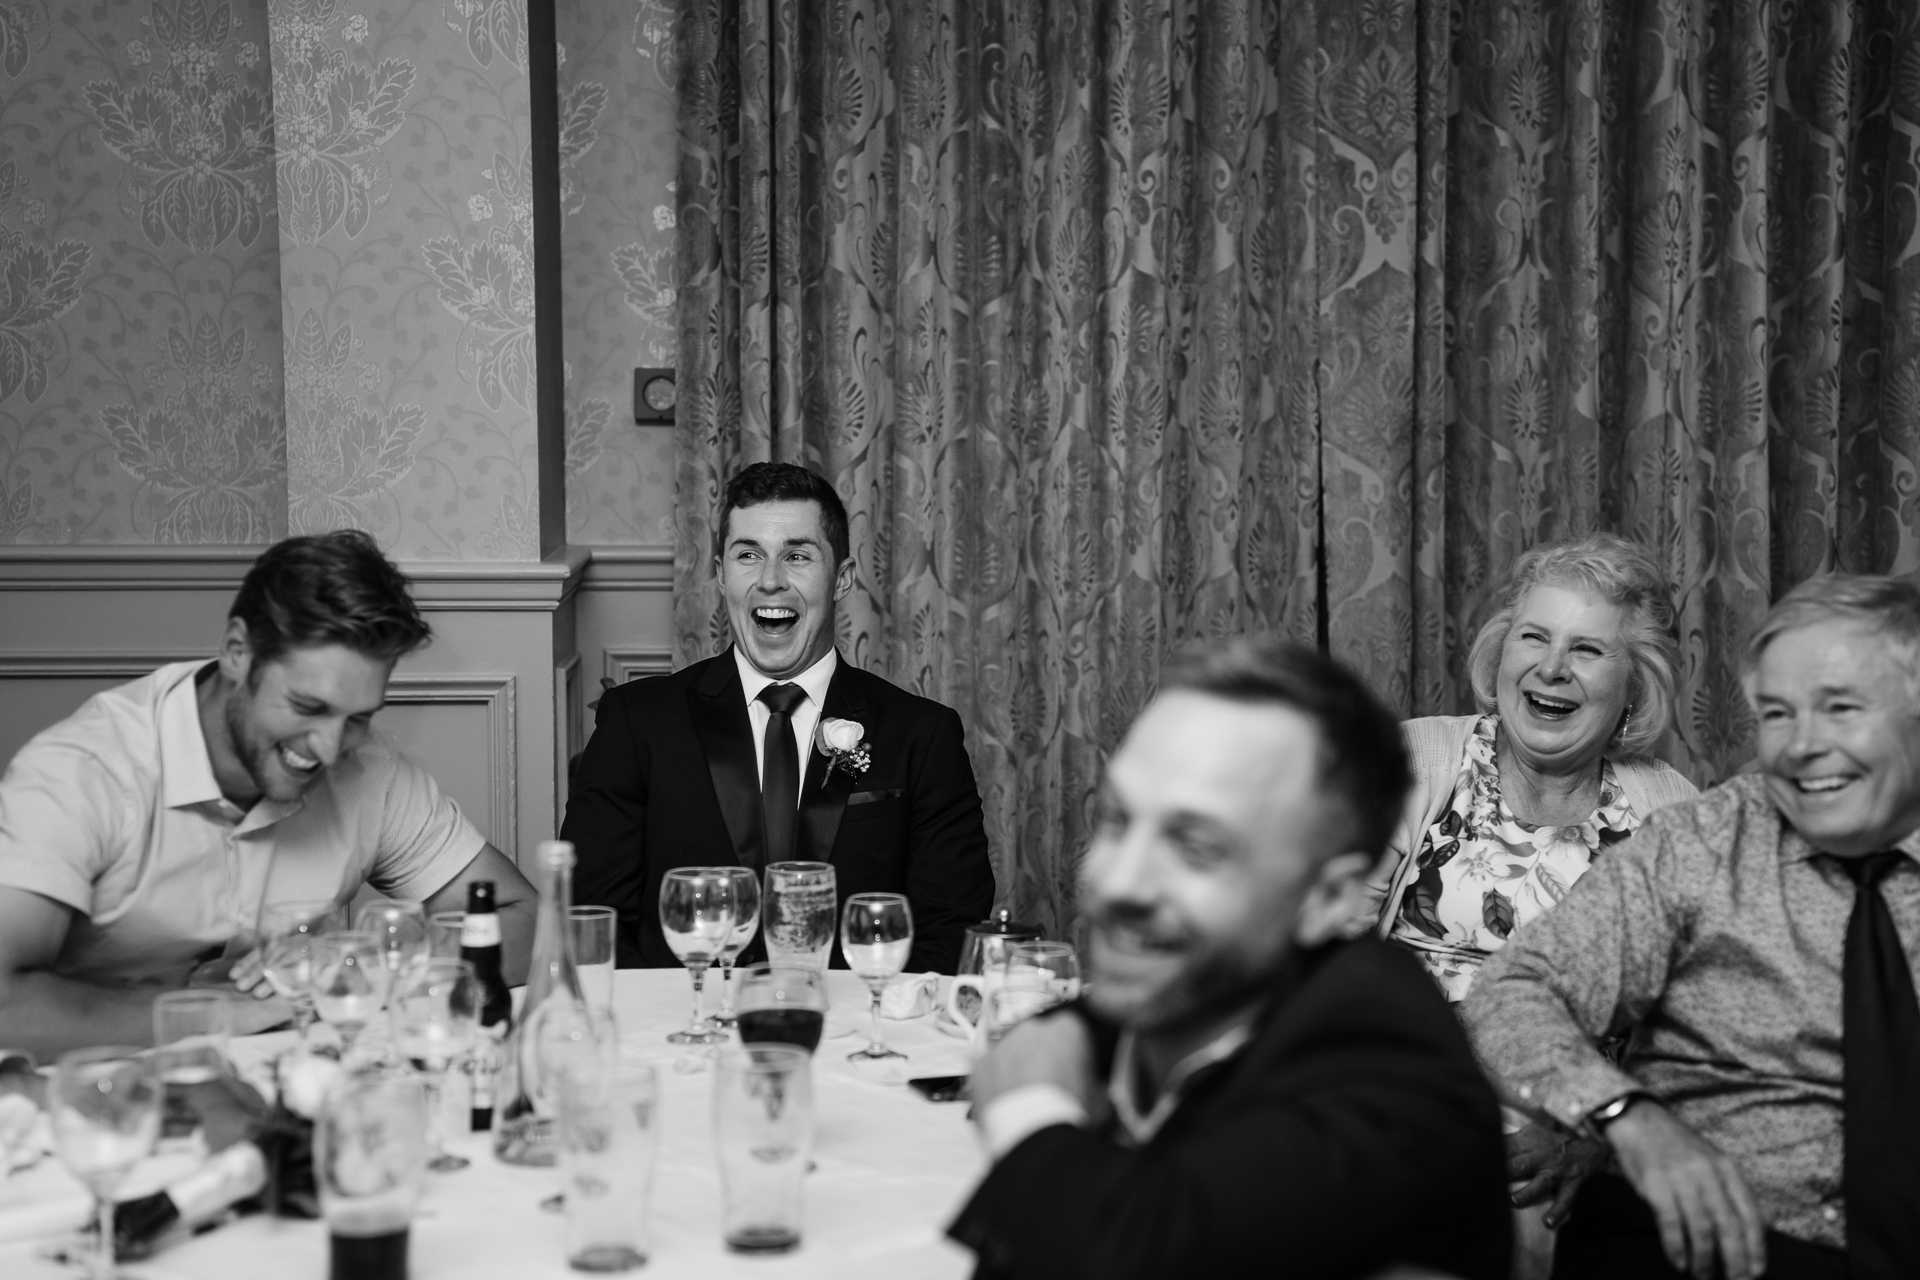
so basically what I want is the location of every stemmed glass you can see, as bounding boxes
[391,958,480,1172]
[313,931,390,1059]
[658,868,736,1045]
[259,900,343,1041]
[355,900,429,982]
[49,1048,162,1280]
[841,893,913,1064]
[713,867,762,1027]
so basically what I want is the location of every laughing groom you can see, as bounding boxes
[565,463,995,973]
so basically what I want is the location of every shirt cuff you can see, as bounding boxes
[976,1083,1087,1160]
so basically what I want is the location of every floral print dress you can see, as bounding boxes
[1389,714,1641,1003]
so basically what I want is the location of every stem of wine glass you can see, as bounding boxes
[292,998,316,1041]
[867,984,886,1054]
[685,962,708,1035]
[717,956,737,1017]
[91,1191,114,1280]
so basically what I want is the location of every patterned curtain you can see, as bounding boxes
[674,0,1920,933]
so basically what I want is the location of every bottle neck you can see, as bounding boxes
[525,857,582,1007]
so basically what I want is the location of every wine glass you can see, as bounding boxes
[355,900,429,982]
[313,931,390,1058]
[49,1048,162,1280]
[391,959,480,1172]
[659,869,735,1045]
[713,867,762,1026]
[259,900,343,1040]
[1006,941,1081,1005]
[841,893,913,1064]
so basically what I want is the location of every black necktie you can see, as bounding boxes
[1832,852,1920,1280]
[756,683,807,867]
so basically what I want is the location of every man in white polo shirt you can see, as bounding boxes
[0,531,536,1056]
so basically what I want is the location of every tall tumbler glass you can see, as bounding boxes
[317,1062,429,1280]
[558,1060,658,1272]
[568,906,618,1011]
[712,1046,812,1255]
[153,990,231,1141]
[762,862,836,980]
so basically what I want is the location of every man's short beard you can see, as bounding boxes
[1086,908,1286,1036]
[223,685,285,800]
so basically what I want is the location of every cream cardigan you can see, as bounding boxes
[1364,714,1699,939]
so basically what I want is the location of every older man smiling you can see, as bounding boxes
[1463,574,1920,1280]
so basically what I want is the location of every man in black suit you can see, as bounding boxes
[565,462,994,972]
[949,638,1511,1280]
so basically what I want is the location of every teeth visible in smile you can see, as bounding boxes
[281,745,320,771]
[754,607,797,620]
[1525,693,1579,715]
[1794,776,1853,793]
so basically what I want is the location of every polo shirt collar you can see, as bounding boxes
[159,660,303,830]
[734,645,837,712]
[159,662,227,811]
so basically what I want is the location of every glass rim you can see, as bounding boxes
[568,904,617,920]
[153,988,230,1008]
[844,891,908,906]
[55,1044,150,1068]
[428,909,465,924]
[715,1043,811,1073]
[1010,941,1076,958]
[558,1056,657,1089]
[764,860,832,874]
[734,960,822,978]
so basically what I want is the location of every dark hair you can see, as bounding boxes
[1160,636,1411,860]
[230,531,432,669]
[716,463,850,567]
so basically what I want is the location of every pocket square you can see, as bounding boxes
[846,787,905,806]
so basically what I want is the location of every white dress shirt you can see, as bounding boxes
[734,646,837,804]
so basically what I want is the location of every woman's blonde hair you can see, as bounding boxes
[1465,533,1680,756]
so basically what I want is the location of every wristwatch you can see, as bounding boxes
[1588,1092,1648,1132]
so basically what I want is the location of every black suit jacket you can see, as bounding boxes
[564,649,995,973]
[949,939,1512,1280]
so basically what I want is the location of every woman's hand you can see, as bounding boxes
[1507,1118,1612,1226]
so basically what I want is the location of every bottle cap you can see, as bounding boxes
[535,839,575,870]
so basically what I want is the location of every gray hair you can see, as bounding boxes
[1743,574,1920,688]
[1466,533,1679,756]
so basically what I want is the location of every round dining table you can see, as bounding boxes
[0,969,985,1279]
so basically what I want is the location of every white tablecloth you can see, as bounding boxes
[0,969,985,1279]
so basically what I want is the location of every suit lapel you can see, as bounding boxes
[797,660,871,864]
[688,651,762,868]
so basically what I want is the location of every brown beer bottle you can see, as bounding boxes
[461,881,512,1131]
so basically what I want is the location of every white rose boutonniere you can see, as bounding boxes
[816,717,871,784]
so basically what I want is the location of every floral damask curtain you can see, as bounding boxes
[674,0,1920,932]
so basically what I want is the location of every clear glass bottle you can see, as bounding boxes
[494,840,589,1167]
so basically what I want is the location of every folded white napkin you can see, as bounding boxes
[881,973,939,1019]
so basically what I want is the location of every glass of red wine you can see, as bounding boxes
[732,963,826,1055]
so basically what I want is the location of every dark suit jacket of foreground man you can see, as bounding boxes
[951,938,1512,1280]
[564,648,995,972]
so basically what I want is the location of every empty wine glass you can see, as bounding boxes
[658,869,735,1045]
[259,900,343,1041]
[356,900,429,981]
[391,959,480,1173]
[313,931,390,1059]
[841,893,913,1064]
[1006,941,1081,1005]
[713,868,762,1027]
[50,1048,161,1280]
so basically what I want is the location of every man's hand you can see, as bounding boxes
[226,947,272,997]
[1605,1099,1766,1280]
[1507,1119,1610,1226]
[228,992,295,1036]
[968,1011,1098,1113]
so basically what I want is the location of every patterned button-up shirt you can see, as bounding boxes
[1460,773,1920,1251]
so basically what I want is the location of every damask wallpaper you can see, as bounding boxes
[271,0,545,560]
[0,0,285,545]
[557,0,674,546]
